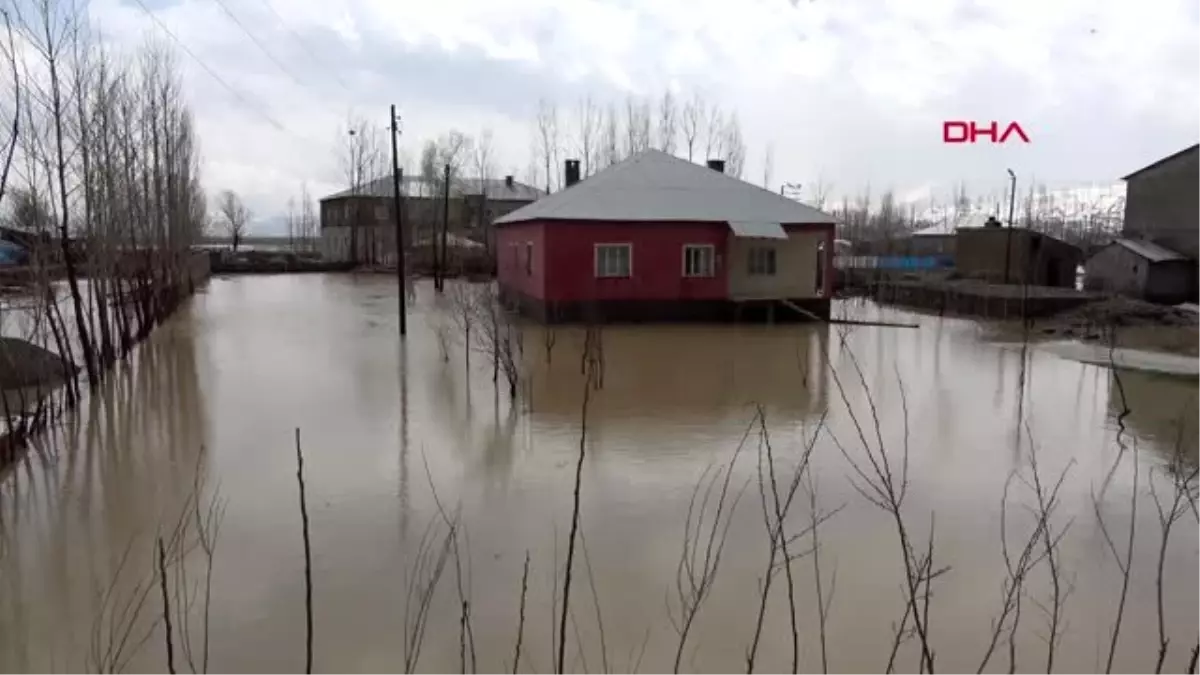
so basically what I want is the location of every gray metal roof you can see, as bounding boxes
[1110,238,1187,262]
[321,175,544,202]
[495,150,837,226]
[912,211,992,237]
[729,221,789,239]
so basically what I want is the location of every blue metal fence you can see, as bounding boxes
[835,255,953,271]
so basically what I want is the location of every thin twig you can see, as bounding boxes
[295,428,314,674]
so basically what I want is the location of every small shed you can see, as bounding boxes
[1084,239,1192,304]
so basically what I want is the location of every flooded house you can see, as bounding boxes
[318,174,543,265]
[1120,144,1198,258]
[1083,238,1193,304]
[494,150,838,323]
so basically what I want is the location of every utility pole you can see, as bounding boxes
[438,162,450,293]
[1003,168,1016,284]
[390,104,407,336]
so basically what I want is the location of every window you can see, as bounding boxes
[525,242,533,276]
[748,247,776,276]
[683,244,715,277]
[595,244,632,278]
[374,205,388,221]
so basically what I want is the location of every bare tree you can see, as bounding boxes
[680,93,704,163]
[656,89,678,155]
[600,102,620,169]
[704,105,724,161]
[473,128,495,252]
[624,96,651,157]
[534,99,560,193]
[762,143,774,190]
[215,190,250,252]
[286,197,296,251]
[809,174,832,210]
[575,97,600,177]
[339,112,384,263]
[722,113,746,179]
[420,131,473,285]
[0,9,19,206]
[298,182,316,251]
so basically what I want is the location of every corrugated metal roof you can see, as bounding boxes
[321,175,544,202]
[495,150,837,226]
[729,221,788,239]
[1110,238,1187,262]
[912,211,992,237]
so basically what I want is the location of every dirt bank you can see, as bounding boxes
[987,297,1200,357]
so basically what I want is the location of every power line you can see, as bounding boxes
[252,0,356,96]
[206,0,322,98]
[127,0,286,133]
[127,0,333,152]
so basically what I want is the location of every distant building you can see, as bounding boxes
[1119,143,1198,300]
[495,152,837,323]
[956,226,1082,288]
[1084,239,1193,304]
[1122,144,1198,257]
[318,174,543,264]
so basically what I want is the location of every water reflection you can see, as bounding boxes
[525,324,829,432]
[0,306,206,673]
[0,276,1194,674]
[1108,369,1199,467]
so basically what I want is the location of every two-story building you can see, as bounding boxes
[319,174,543,265]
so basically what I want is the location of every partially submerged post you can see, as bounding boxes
[390,104,407,336]
[439,162,451,292]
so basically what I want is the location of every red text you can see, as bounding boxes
[943,121,1030,144]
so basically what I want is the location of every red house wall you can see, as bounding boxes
[496,219,836,303]
[542,221,730,302]
[496,221,548,299]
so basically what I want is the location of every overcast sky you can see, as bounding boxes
[90,0,1198,233]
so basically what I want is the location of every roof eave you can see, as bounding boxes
[1121,143,1200,181]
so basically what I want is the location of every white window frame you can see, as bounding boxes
[682,244,716,278]
[594,243,632,279]
[748,246,777,276]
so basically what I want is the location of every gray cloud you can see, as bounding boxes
[91,0,1198,234]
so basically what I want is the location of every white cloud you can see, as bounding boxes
[80,0,1198,233]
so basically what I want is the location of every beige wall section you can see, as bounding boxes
[728,231,824,299]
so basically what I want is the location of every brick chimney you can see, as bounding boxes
[564,159,581,187]
[706,159,725,173]
[504,175,514,189]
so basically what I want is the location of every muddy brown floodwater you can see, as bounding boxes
[0,275,1196,673]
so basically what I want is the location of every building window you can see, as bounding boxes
[374,205,387,221]
[683,244,715,277]
[595,244,632,278]
[748,247,776,276]
[525,242,533,276]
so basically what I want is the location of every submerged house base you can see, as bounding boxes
[501,290,831,324]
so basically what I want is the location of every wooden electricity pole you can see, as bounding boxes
[390,104,407,335]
